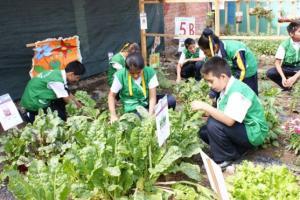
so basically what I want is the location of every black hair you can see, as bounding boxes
[65,60,86,75]
[184,38,195,48]
[198,28,220,50]
[125,52,144,70]
[201,56,231,77]
[287,20,300,34]
[120,41,140,53]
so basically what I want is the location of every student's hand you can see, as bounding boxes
[110,114,118,123]
[75,100,83,108]
[191,100,209,111]
[281,77,289,88]
[286,76,297,87]
[176,77,181,84]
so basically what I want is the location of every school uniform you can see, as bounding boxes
[199,76,268,163]
[266,38,300,89]
[179,48,205,81]
[107,52,126,86]
[20,70,69,122]
[218,40,258,95]
[111,67,176,112]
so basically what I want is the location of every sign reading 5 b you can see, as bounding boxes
[175,17,196,35]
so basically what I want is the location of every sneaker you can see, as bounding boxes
[218,161,233,170]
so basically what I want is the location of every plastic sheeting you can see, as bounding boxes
[0,0,164,99]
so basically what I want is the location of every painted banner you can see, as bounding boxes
[30,36,82,77]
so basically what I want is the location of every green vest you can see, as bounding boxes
[223,40,257,78]
[107,53,126,86]
[281,39,300,67]
[217,78,268,146]
[183,48,200,59]
[115,67,156,112]
[20,70,65,111]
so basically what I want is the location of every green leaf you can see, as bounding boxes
[172,162,201,181]
[149,146,182,179]
[105,166,121,177]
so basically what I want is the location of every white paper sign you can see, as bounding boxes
[212,0,225,10]
[0,94,23,131]
[200,150,230,200]
[175,17,195,36]
[175,17,195,52]
[155,96,170,147]
[140,12,147,30]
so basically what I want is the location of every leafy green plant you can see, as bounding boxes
[0,109,71,168]
[259,82,283,147]
[1,105,211,199]
[174,78,210,104]
[243,40,281,56]
[66,90,100,118]
[226,161,300,200]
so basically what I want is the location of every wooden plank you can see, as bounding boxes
[145,32,288,40]
[26,43,35,48]
[139,0,148,65]
[215,0,220,36]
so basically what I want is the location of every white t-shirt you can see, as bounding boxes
[110,74,159,94]
[47,70,69,98]
[111,54,125,70]
[275,38,300,60]
[178,49,205,64]
[218,77,252,123]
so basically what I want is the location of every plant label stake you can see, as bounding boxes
[0,93,23,131]
[200,150,230,200]
[155,95,170,147]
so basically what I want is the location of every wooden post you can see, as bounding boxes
[277,0,282,35]
[246,0,250,33]
[267,0,271,34]
[255,0,259,34]
[236,0,241,34]
[139,0,147,65]
[215,0,220,36]
[224,1,228,28]
[292,0,296,17]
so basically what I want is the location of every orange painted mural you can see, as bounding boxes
[30,36,82,77]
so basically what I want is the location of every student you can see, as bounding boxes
[176,38,205,83]
[266,20,300,90]
[191,57,268,169]
[198,28,258,95]
[108,52,176,123]
[20,60,86,123]
[107,42,140,86]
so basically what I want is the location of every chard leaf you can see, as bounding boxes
[149,146,182,179]
[105,166,121,177]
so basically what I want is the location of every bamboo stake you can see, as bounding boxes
[277,0,282,35]
[246,0,250,33]
[236,0,241,34]
[267,0,271,34]
[256,0,260,34]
